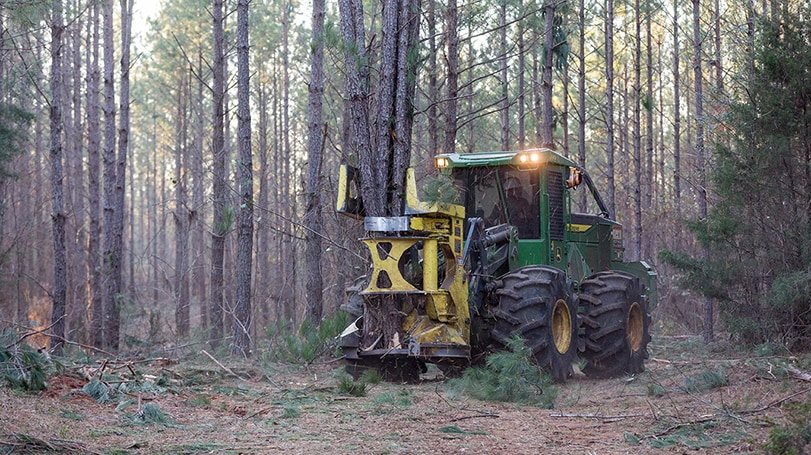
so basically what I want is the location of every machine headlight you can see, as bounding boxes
[516,151,542,167]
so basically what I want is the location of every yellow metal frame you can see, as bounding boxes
[360,169,471,350]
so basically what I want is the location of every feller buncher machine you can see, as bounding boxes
[337,148,656,381]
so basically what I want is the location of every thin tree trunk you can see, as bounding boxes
[499,0,509,150]
[101,0,117,351]
[713,0,723,94]
[174,73,190,338]
[68,10,86,338]
[305,0,326,326]
[693,0,712,343]
[192,50,206,329]
[443,0,458,154]
[633,0,642,260]
[233,0,253,355]
[673,0,682,227]
[577,0,587,211]
[111,0,133,349]
[427,0,438,155]
[256,76,270,330]
[280,0,296,324]
[644,1,654,259]
[517,0,526,148]
[390,0,420,214]
[605,0,616,217]
[210,0,227,346]
[49,0,66,353]
[562,62,570,156]
[86,0,102,348]
[541,0,555,147]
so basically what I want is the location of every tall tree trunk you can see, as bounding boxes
[372,0,399,214]
[210,0,227,346]
[255,76,270,330]
[49,0,66,353]
[644,1,654,259]
[101,0,117,351]
[86,0,102,348]
[427,0,438,155]
[280,0,296,324]
[150,104,160,323]
[577,0,587,211]
[233,0,253,355]
[517,0,526,148]
[174,73,190,338]
[443,0,458,154]
[540,0,555,147]
[605,0,616,217]
[673,0,682,228]
[390,0,420,213]
[304,0,326,326]
[111,0,132,349]
[499,0,509,150]
[68,10,86,339]
[713,0,723,94]
[693,0,712,343]
[192,50,206,329]
[633,0,642,260]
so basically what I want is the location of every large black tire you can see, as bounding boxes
[579,271,651,378]
[491,266,578,382]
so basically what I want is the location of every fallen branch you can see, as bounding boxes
[200,350,249,381]
[787,365,811,382]
[449,412,499,422]
[640,417,717,440]
[0,433,101,455]
[550,412,645,420]
[739,387,811,415]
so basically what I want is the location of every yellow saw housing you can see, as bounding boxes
[338,166,470,362]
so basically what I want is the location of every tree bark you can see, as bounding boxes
[111,0,132,349]
[517,0,526,148]
[577,0,587,211]
[427,0,438,155]
[210,0,227,346]
[101,0,118,351]
[540,0,555,148]
[174,72,190,338]
[673,0,682,228]
[605,0,616,217]
[49,0,66,353]
[499,0,509,150]
[233,0,253,356]
[644,1,654,259]
[443,0,459,154]
[633,0,642,260]
[86,0,102,348]
[693,0,712,343]
[304,0,326,326]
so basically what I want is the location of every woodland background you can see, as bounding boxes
[0,0,809,356]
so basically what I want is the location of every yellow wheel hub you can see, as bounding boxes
[627,302,644,352]
[552,299,572,354]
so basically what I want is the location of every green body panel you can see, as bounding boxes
[437,148,657,306]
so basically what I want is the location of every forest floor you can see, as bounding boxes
[2,336,810,454]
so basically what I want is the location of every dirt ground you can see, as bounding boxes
[2,336,810,454]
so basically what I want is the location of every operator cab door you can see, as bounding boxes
[453,166,541,240]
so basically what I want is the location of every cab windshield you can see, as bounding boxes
[453,166,540,239]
